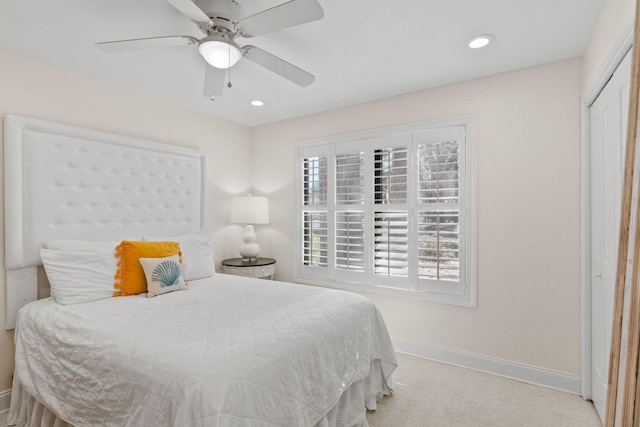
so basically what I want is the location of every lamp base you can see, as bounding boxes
[238,224,260,259]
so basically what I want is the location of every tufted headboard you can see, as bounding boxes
[4,115,207,329]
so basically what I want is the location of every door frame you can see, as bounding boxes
[581,22,634,399]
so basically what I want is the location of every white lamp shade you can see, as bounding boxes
[229,196,269,224]
[198,37,241,69]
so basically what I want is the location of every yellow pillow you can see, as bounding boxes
[114,241,181,296]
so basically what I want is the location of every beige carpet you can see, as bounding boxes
[366,353,601,427]
[0,353,601,426]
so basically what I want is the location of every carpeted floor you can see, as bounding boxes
[0,353,602,426]
[366,353,601,427]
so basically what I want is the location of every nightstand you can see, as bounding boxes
[221,257,276,280]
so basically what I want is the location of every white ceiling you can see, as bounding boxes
[0,0,603,126]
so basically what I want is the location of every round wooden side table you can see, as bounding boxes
[221,257,276,280]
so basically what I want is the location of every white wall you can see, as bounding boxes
[0,49,252,392]
[583,0,635,87]
[251,58,583,375]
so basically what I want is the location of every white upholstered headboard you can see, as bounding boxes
[4,114,207,329]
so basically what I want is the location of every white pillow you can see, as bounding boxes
[40,248,117,305]
[142,234,214,281]
[43,240,122,253]
[139,255,188,298]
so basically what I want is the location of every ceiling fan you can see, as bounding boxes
[96,0,324,100]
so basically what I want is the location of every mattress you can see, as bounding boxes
[9,274,397,426]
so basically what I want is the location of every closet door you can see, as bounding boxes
[590,49,631,422]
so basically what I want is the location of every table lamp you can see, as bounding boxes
[229,194,269,260]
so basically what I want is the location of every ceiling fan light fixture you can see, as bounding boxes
[467,34,495,49]
[198,36,241,69]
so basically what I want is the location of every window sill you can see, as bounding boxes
[293,274,477,308]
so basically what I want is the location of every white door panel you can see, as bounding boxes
[590,49,631,423]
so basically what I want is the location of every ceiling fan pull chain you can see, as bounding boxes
[227,42,233,88]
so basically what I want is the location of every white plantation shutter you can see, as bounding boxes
[417,141,460,282]
[335,150,366,273]
[336,152,364,205]
[373,141,409,286]
[302,212,328,267]
[374,211,408,277]
[303,156,327,206]
[301,154,329,270]
[335,211,365,271]
[415,128,466,296]
[374,146,408,204]
[418,210,459,281]
[418,140,459,204]
[295,118,475,306]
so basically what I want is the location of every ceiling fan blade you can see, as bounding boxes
[165,0,212,25]
[243,46,315,87]
[203,64,225,100]
[237,0,324,37]
[96,36,197,53]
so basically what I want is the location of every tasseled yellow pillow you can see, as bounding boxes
[114,241,181,296]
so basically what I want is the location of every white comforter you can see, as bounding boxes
[11,274,397,426]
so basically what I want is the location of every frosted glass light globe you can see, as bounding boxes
[199,37,241,69]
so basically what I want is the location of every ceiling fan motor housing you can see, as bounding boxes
[195,0,245,25]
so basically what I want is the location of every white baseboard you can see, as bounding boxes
[0,389,10,412]
[393,338,581,395]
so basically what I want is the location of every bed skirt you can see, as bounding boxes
[8,359,394,427]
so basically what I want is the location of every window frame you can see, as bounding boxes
[293,114,477,307]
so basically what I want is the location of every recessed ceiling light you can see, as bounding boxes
[250,100,264,107]
[467,34,495,49]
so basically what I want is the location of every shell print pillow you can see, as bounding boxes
[139,254,188,298]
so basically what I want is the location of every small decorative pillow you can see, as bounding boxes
[114,241,181,296]
[139,255,187,298]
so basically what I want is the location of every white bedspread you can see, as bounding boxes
[10,274,397,426]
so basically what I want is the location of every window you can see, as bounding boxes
[295,115,476,306]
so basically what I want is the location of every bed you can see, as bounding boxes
[4,115,397,427]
